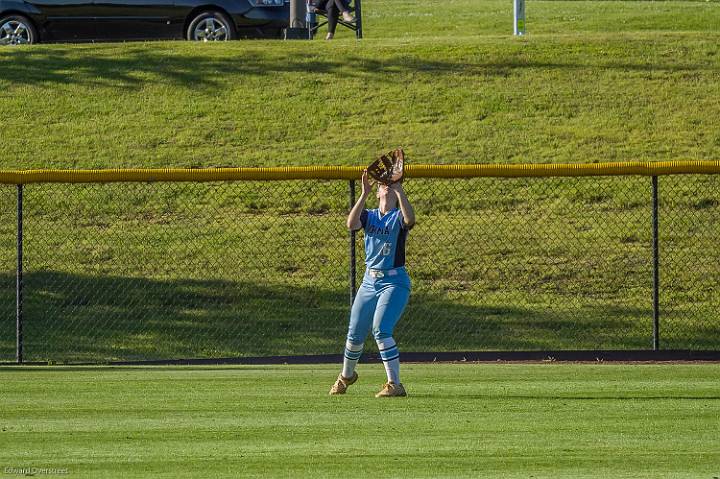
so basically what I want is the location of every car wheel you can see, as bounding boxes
[0,15,38,45]
[187,11,236,42]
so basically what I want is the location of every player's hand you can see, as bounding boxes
[361,169,372,196]
[389,181,404,195]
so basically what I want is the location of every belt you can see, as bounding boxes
[367,268,401,279]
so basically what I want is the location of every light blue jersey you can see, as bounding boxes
[359,208,411,270]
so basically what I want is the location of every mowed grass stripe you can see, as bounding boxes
[0,364,718,478]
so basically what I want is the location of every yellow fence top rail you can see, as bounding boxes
[1,161,720,184]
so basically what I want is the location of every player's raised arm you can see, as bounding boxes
[391,182,415,229]
[346,169,372,230]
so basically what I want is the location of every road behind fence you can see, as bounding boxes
[1,162,719,363]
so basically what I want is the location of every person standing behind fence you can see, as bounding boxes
[329,169,415,397]
[324,0,355,40]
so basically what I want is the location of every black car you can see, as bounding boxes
[0,0,289,44]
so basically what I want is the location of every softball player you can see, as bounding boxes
[329,169,415,397]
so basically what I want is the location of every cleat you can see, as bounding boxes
[375,382,407,397]
[329,371,358,395]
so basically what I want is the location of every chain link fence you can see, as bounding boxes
[1,170,718,363]
[659,175,720,349]
[0,185,15,361]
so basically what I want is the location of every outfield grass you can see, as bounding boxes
[0,364,718,478]
[1,1,719,361]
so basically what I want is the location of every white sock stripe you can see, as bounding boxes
[344,349,363,359]
[378,344,398,353]
[345,341,364,352]
[375,338,396,351]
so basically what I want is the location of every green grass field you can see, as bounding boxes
[1,6,718,478]
[1,364,719,478]
[1,0,720,361]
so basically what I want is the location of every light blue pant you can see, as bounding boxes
[346,268,411,344]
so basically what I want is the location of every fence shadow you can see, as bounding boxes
[0,270,682,363]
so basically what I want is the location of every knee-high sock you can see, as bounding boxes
[342,341,363,379]
[376,337,400,384]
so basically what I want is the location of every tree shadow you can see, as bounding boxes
[0,269,693,363]
[0,46,710,90]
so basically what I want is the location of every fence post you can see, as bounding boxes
[652,176,660,351]
[349,180,357,307]
[355,0,363,39]
[16,184,23,364]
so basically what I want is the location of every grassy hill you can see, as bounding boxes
[1,0,719,169]
[1,0,719,362]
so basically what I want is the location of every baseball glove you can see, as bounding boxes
[367,148,406,185]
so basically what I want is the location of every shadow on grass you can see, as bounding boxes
[0,270,680,363]
[0,365,298,371]
[417,394,720,401]
[0,47,709,90]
